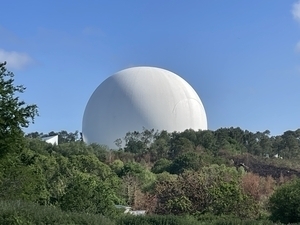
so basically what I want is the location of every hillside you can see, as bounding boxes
[233,154,300,179]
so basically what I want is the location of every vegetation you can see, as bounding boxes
[269,178,300,224]
[0,61,38,157]
[1,62,300,224]
[0,200,115,225]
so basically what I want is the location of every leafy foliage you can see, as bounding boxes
[0,200,115,225]
[59,172,119,216]
[151,158,172,174]
[168,151,203,174]
[155,164,258,217]
[0,154,49,204]
[269,178,300,224]
[117,214,199,225]
[0,62,38,156]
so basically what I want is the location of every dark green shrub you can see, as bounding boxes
[0,200,115,225]
[269,178,300,224]
[117,214,280,225]
[117,214,199,225]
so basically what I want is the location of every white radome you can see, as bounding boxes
[82,66,207,148]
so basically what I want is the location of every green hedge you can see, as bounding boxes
[0,200,114,225]
[117,215,198,225]
[116,214,281,225]
[1,200,295,225]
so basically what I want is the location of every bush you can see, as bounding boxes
[116,214,278,225]
[0,201,283,225]
[269,178,300,224]
[0,200,115,225]
[117,214,198,225]
[196,213,276,225]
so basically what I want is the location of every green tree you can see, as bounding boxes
[110,159,124,176]
[59,172,119,216]
[149,130,170,161]
[196,130,216,152]
[169,135,195,159]
[0,153,49,204]
[280,130,300,158]
[269,178,300,224]
[151,158,172,174]
[155,165,257,217]
[168,151,202,174]
[0,62,38,156]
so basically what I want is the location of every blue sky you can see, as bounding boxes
[1,0,300,136]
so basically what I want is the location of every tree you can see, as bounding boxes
[0,62,38,156]
[269,178,300,224]
[59,172,119,216]
[151,158,172,174]
[149,130,170,161]
[168,151,202,174]
[123,131,148,154]
[0,152,49,204]
[155,165,257,217]
[169,135,195,159]
[196,130,216,152]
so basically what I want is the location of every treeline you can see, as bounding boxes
[27,127,300,160]
[0,200,280,225]
[120,127,300,161]
[0,128,299,224]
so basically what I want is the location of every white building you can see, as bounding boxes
[115,205,146,215]
[41,135,58,145]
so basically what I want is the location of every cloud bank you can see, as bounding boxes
[0,49,34,70]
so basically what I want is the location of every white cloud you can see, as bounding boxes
[292,1,300,23]
[0,49,34,70]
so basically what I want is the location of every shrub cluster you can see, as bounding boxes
[0,200,114,225]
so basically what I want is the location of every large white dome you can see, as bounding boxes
[82,66,207,148]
